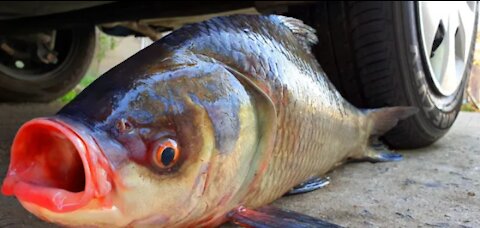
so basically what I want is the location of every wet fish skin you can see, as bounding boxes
[160,15,369,209]
[2,15,415,227]
[66,14,367,226]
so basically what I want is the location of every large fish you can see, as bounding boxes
[1,15,417,227]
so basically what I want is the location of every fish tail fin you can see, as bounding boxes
[351,106,418,163]
[365,106,419,137]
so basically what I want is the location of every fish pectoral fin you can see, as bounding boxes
[351,139,403,163]
[227,206,342,228]
[285,176,331,196]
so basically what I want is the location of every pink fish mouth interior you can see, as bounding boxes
[1,118,109,212]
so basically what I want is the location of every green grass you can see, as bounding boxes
[79,74,97,88]
[58,32,118,104]
[59,73,97,103]
[461,103,479,112]
[59,90,78,103]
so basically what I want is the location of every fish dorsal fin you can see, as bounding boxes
[274,15,318,52]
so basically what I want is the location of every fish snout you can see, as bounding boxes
[1,117,114,212]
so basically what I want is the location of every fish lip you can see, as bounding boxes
[1,117,113,213]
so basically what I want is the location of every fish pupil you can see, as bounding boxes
[161,147,175,166]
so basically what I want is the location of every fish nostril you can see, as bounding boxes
[12,120,86,193]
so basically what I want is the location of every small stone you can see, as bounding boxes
[404,178,416,186]
[467,192,475,197]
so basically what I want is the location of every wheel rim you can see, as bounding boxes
[0,30,73,81]
[417,1,477,96]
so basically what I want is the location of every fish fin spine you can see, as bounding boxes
[274,15,318,51]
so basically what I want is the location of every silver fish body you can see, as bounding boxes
[1,15,416,227]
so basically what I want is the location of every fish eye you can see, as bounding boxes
[152,139,179,169]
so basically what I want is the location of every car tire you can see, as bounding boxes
[292,1,478,149]
[0,26,96,102]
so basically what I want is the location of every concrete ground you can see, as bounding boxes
[0,102,478,227]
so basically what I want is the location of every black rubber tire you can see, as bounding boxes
[0,26,96,102]
[290,2,478,149]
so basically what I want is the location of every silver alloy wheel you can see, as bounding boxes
[417,1,477,95]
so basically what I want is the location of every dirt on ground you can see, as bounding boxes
[0,102,479,227]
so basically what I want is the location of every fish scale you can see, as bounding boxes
[174,15,369,206]
[2,14,417,227]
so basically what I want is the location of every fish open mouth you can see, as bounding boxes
[1,118,111,213]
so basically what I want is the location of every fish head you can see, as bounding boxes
[1,53,271,227]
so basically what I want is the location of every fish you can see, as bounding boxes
[1,15,417,227]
